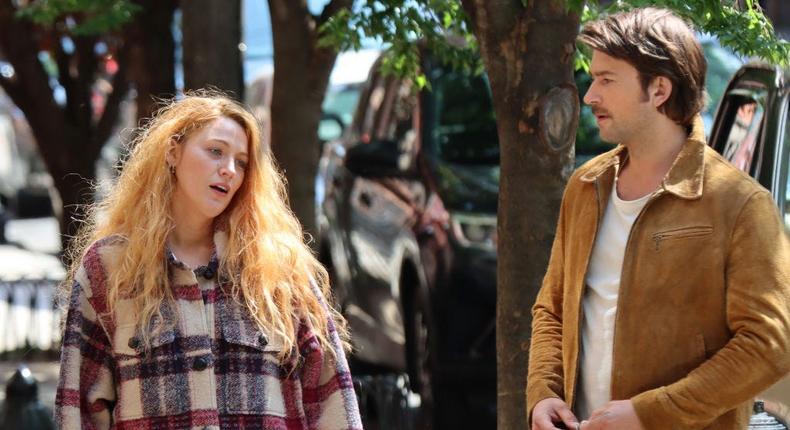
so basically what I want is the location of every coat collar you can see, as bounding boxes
[165,227,227,275]
[579,115,706,200]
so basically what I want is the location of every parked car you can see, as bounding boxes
[317,40,744,427]
[708,62,790,419]
[709,62,790,229]
[0,91,55,221]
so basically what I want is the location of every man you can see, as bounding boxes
[527,8,790,430]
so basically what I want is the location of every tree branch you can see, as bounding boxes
[317,0,352,27]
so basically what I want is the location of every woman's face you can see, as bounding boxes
[168,116,250,222]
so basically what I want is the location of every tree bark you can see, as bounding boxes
[182,0,244,100]
[268,0,351,245]
[128,0,177,124]
[459,0,580,427]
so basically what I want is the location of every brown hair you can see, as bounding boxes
[578,7,707,128]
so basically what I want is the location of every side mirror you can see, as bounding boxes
[318,113,345,142]
[345,139,412,178]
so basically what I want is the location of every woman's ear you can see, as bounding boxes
[165,137,180,169]
[649,76,673,109]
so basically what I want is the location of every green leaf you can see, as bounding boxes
[415,73,427,89]
[579,0,790,67]
[16,0,141,35]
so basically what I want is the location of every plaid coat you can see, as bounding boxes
[55,234,362,430]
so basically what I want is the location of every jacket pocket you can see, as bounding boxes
[220,317,283,353]
[112,322,181,421]
[113,322,177,358]
[652,225,713,251]
[217,317,287,417]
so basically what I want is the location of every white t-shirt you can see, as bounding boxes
[575,177,651,420]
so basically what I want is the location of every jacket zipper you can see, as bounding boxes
[652,226,713,251]
[608,189,664,399]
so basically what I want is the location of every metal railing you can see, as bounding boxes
[0,279,61,356]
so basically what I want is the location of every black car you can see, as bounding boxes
[318,42,743,428]
[708,62,790,418]
[708,62,790,229]
[317,54,501,427]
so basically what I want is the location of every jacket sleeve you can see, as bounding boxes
[299,281,363,430]
[632,190,790,429]
[55,279,116,430]
[527,187,570,421]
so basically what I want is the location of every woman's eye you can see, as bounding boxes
[209,148,222,156]
[237,160,248,170]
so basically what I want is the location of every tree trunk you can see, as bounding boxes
[128,0,177,124]
[0,0,130,259]
[182,0,244,100]
[460,0,580,427]
[267,0,350,245]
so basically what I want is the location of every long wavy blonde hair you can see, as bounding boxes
[65,91,347,361]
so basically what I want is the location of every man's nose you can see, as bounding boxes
[583,86,599,106]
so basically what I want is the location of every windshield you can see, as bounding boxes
[428,68,499,164]
[322,83,363,127]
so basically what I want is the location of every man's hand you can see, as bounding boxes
[532,397,580,430]
[580,400,644,430]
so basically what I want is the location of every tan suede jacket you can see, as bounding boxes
[527,121,790,430]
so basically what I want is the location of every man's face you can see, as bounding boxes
[583,50,656,145]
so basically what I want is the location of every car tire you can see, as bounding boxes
[403,285,438,429]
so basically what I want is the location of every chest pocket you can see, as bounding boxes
[652,225,713,252]
[112,322,177,358]
[216,299,288,417]
[111,321,183,421]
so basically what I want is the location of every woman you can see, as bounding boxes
[55,93,362,430]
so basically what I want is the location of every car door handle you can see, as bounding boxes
[359,192,372,208]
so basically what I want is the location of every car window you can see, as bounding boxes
[700,39,744,135]
[717,89,767,175]
[354,66,398,145]
[379,79,416,146]
[428,68,499,164]
[323,84,363,128]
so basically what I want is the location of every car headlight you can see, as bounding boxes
[450,212,497,251]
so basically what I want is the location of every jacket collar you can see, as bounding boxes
[165,227,227,275]
[579,115,706,200]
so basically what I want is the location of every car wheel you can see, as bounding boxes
[404,286,437,428]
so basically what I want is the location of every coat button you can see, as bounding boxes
[193,357,209,371]
[202,267,215,279]
[127,337,140,349]
[258,334,269,347]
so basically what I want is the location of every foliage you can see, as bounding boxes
[319,0,481,88]
[321,0,789,83]
[15,0,139,35]
[579,0,790,68]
